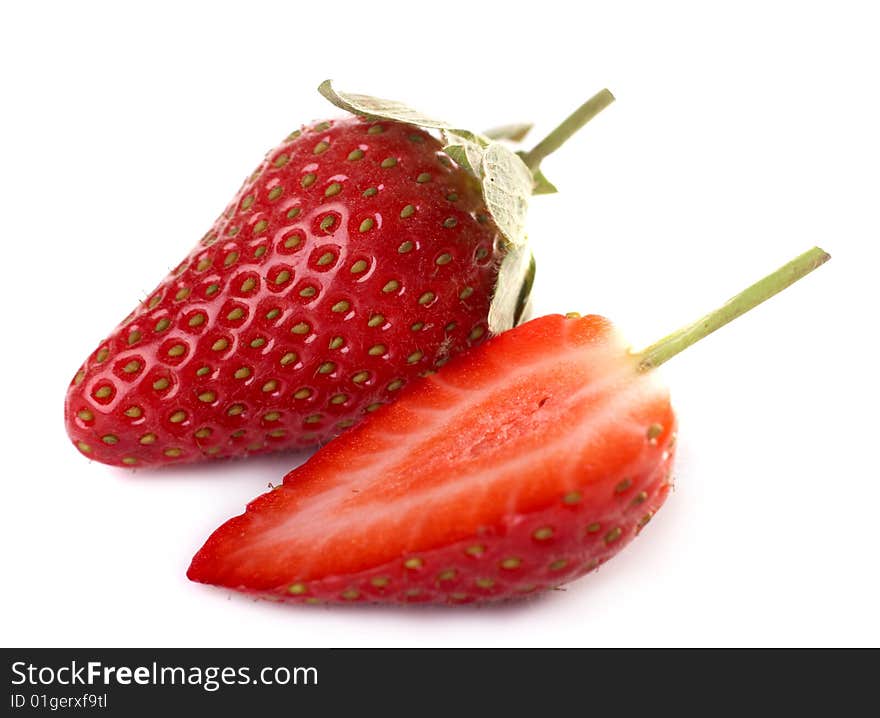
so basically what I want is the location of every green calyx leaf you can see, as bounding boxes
[442,131,486,177]
[516,150,557,195]
[319,81,537,334]
[318,80,484,144]
[489,245,536,333]
[530,167,558,195]
[480,142,532,250]
[483,122,534,143]
[479,141,534,333]
[515,252,537,324]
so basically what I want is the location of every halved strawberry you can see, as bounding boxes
[188,314,673,603]
[188,248,828,604]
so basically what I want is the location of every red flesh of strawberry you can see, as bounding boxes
[65,117,501,467]
[188,314,676,604]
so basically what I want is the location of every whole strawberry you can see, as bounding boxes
[65,82,614,467]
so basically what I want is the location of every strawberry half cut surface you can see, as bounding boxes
[188,247,829,605]
[188,314,676,604]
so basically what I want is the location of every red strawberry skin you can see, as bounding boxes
[65,117,501,467]
[188,314,676,604]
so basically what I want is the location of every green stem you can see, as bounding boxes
[637,247,831,371]
[521,89,616,171]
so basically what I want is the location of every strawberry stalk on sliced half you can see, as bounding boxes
[188,248,830,605]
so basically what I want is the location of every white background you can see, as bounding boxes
[1,1,877,647]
